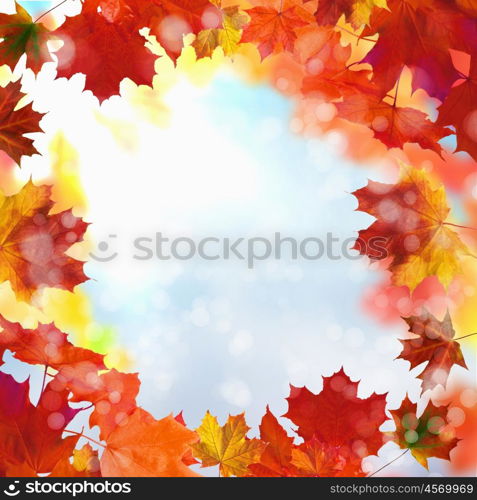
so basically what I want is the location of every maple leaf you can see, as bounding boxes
[248,407,297,477]
[335,94,451,153]
[284,368,387,467]
[69,369,140,441]
[0,373,80,474]
[50,444,101,477]
[301,30,374,100]
[54,0,158,102]
[0,181,88,302]
[362,0,477,100]
[174,412,199,466]
[0,80,43,165]
[350,0,388,27]
[389,396,458,469]
[314,0,387,27]
[241,1,310,60]
[291,437,347,476]
[101,408,200,477]
[352,165,472,290]
[192,411,266,477]
[398,310,467,393]
[0,1,52,73]
[0,316,105,371]
[193,1,248,58]
[314,0,354,26]
[436,55,477,162]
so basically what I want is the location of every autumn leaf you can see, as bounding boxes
[350,0,388,27]
[69,369,140,441]
[301,30,374,100]
[192,411,266,477]
[362,0,477,100]
[352,165,472,290]
[193,1,248,58]
[54,0,158,102]
[0,316,105,371]
[0,80,43,165]
[248,407,298,477]
[50,444,101,477]
[101,408,200,477]
[241,2,310,60]
[314,0,354,26]
[0,373,80,475]
[389,396,458,469]
[291,437,347,476]
[284,368,387,467]
[335,93,451,153]
[0,181,88,302]
[436,55,477,162]
[174,412,199,466]
[0,1,52,73]
[398,310,467,393]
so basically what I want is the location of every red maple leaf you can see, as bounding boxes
[53,0,158,102]
[0,373,80,475]
[437,55,477,161]
[0,80,43,165]
[398,310,467,393]
[362,0,477,100]
[335,93,451,153]
[284,369,387,465]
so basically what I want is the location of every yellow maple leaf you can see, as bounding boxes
[193,1,248,58]
[353,164,473,291]
[192,411,265,477]
[350,0,387,27]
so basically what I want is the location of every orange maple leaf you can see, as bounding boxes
[101,408,200,477]
[241,2,310,59]
[0,316,105,371]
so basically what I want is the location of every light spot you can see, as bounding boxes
[404,429,419,443]
[427,416,445,434]
[460,388,477,408]
[404,234,420,253]
[372,115,389,132]
[447,407,466,427]
[47,412,65,430]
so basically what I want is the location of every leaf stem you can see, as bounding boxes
[63,429,106,449]
[336,25,376,43]
[454,332,477,341]
[368,449,409,477]
[443,222,477,231]
[34,0,71,23]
